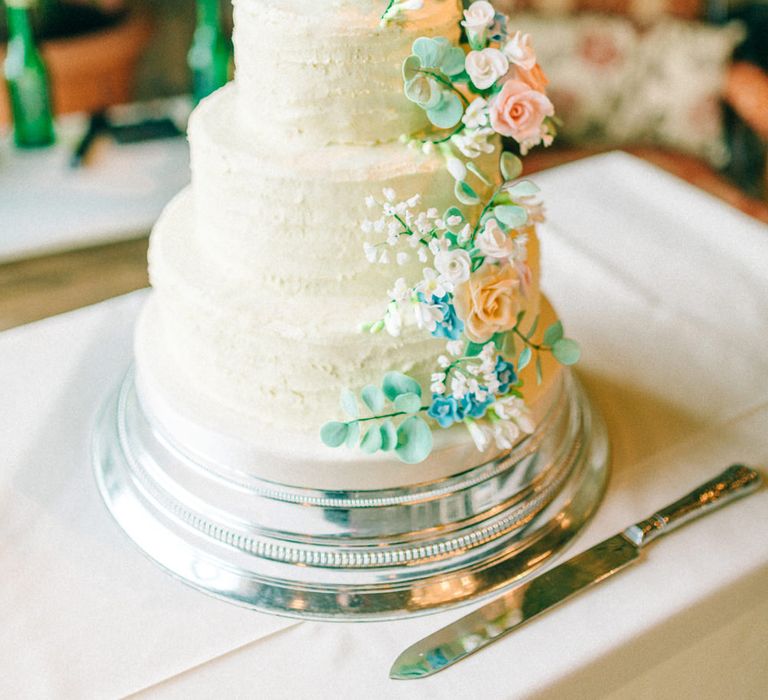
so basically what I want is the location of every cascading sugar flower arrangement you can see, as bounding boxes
[401,1,557,204]
[320,1,577,465]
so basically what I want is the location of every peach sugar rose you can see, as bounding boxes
[489,79,554,143]
[454,262,523,343]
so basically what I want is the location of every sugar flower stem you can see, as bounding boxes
[347,407,431,424]
[381,0,396,20]
[394,213,433,246]
[511,325,550,353]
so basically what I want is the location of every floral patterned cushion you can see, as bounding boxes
[509,14,744,164]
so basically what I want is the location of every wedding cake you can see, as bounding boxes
[96,0,608,620]
[133,0,577,489]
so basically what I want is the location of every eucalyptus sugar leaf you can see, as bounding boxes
[518,345,532,371]
[500,152,523,181]
[402,54,422,82]
[383,371,422,401]
[440,46,466,76]
[380,420,397,451]
[552,338,581,365]
[320,422,348,448]
[395,416,434,464]
[360,426,383,454]
[340,388,359,418]
[412,37,445,68]
[345,421,361,449]
[543,320,564,346]
[454,179,480,205]
[361,384,386,414]
[427,91,463,129]
[494,205,528,229]
[506,180,540,198]
[394,392,422,414]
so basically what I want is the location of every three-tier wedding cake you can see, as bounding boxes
[95,0,608,619]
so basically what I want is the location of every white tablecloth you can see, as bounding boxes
[2,152,767,699]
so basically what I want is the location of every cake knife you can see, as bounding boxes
[390,464,762,680]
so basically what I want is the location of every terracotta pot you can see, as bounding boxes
[0,11,152,126]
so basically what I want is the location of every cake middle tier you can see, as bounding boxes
[190,83,495,298]
[232,0,462,146]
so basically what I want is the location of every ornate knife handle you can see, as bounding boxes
[623,464,762,548]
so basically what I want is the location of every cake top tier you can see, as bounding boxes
[232,0,462,146]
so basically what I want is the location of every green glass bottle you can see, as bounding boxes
[187,0,229,104]
[3,0,55,148]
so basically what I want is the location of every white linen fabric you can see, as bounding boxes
[2,152,767,698]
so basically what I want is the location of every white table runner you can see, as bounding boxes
[2,152,767,698]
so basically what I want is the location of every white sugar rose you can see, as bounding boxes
[503,31,537,71]
[461,1,496,36]
[466,48,509,91]
[477,219,515,260]
[435,249,472,287]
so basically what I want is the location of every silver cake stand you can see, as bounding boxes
[93,367,609,621]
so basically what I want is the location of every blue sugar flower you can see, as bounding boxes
[461,391,493,419]
[430,294,464,340]
[495,356,518,395]
[428,394,464,428]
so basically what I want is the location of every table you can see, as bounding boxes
[2,153,767,699]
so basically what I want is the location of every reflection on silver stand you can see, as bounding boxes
[92,367,609,620]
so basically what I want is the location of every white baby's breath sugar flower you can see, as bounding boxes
[363,242,377,263]
[462,97,489,129]
[365,195,376,209]
[450,371,469,399]
[406,194,421,208]
[396,251,409,265]
[467,419,493,451]
[465,48,509,90]
[493,420,520,450]
[512,233,529,263]
[458,223,472,244]
[384,307,403,337]
[486,376,501,394]
[494,396,536,434]
[388,277,411,305]
[466,363,481,377]
[418,267,447,299]
[431,382,446,395]
[446,339,464,356]
[387,232,399,247]
[382,187,396,202]
[378,250,390,264]
[446,215,463,227]
[446,156,467,182]
[428,237,448,256]
[461,1,496,36]
[503,31,537,71]
[417,247,429,263]
[414,300,444,333]
[435,249,471,287]
[452,127,495,159]
[427,207,439,219]
[360,219,373,234]
[373,218,385,233]
[437,355,451,369]
[421,141,435,155]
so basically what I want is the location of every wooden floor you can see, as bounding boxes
[1,149,766,332]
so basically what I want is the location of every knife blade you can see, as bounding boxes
[391,464,761,680]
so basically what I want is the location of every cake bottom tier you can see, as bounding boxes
[92,364,609,620]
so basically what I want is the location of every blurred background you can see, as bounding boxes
[0,0,766,329]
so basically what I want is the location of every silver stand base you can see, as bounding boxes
[93,368,609,621]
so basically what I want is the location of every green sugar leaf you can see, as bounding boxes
[440,46,466,76]
[535,354,543,385]
[500,152,523,181]
[340,388,359,418]
[494,205,528,229]
[427,91,463,129]
[402,54,421,82]
[525,314,540,340]
[466,341,486,357]
[345,421,360,449]
[383,371,422,401]
[518,345,532,371]
[360,426,383,454]
[492,332,505,349]
[552,338,581,366]
[320,422,348,448]
[412,37,446,68]
[404,75,442,109]
[361,384,385,414]
[506,180,540,198]
[454,179,480,205]
[395,416,434,464]
[380,420,397,451]
[442,206,465,224]
[466,161,492,186]
[394,392,422,414]
[543,320,564,346]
